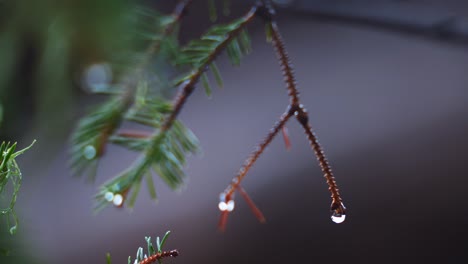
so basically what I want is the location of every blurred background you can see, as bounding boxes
[1,0,468,263]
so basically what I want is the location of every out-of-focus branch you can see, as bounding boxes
[288,1,468,46]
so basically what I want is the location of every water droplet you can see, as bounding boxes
[83,145,97,160]
[218,200,235,212]
[113,194,124,207]
[331,211,346,224]
[226,200,235,211]
[104,192,114,202]
[81,62,113,93]
[218,201,228,211]
[219,192,226,202]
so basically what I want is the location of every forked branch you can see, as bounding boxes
[218,0,346,230]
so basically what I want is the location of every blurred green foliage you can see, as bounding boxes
[0,0,137,260]
[0,0,135,140]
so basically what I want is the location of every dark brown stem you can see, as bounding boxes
[160,6,258,133]
[116,129,152,139]
[139,249,179,264]
[269,21,300,106]
[218,210,229,232]
[264,0,346,216]
[294,106,344,214]
[281,126,291,151]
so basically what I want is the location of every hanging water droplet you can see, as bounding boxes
[113,194,124,207]
[218,200,235,212]
[104,192,114,202]
[83,145,97,160]
[330,201,346,224]
[331,212,346,224]
[218,201,228,211]
[226,200,235,211]
[219,192,236,212]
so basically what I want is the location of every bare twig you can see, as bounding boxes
[218,0,346,229]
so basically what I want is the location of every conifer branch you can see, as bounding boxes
[94,4,258,210]
[70,0,192,181]
[107,231,178,264]
[165,5,257,133]
[120,0,193,100]
[218,1,346,229]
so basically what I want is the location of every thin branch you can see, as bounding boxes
[237,185,266,223]
[269,23,299,106]
[116,129,152,139]
[139,249,179,264]
[219,108,292,231]
[294,106,345,217]
[223,109,292,199]
[218,1,346,229]
[281,126,291,150]
[265,1,346,217]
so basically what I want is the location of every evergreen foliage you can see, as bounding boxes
[107,231,177,264]
[70,1,256,211]
[0,140,35,235]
